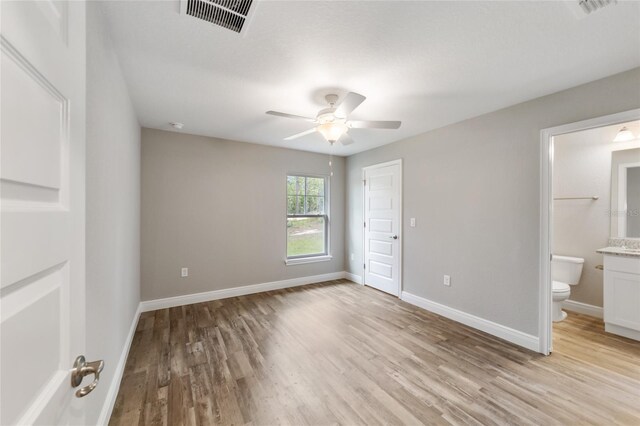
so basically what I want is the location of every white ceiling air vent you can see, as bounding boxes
[566,0,617,17]
[578,0,617,14]
[181,0,255,34]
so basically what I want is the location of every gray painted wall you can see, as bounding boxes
[140,128,345,301]
[553,124,640,308]
[345,68,640,336]
[85,4,141,423]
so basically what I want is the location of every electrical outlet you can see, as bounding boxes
[444,275,451,286]
[181,267,189,278]
[410,218,416,227]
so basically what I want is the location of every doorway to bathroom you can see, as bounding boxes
[540,108,640,355]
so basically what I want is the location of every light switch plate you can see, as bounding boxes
[444,275,451,286]
[410,218,416,227]
[181,267,188,278]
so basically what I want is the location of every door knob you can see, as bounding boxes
[71,355,104,397]
[389,235,398,239]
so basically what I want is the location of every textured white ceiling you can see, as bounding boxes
[100,1,640,156]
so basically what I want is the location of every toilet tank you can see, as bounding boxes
[552,255,585,285]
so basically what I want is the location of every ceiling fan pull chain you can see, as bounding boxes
[329,152,334,177]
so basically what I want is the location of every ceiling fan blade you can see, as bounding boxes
[266,111,316,122]
[284,128,317,141]
[339,133,354,145]
[348,120,401,129]
[334,92,366,118]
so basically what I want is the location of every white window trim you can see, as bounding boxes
[285,255,333,266]
[285,173,331,264]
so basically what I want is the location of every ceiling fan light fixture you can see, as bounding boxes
[613,126,635,142]
[317,122,348,143]
[266,91,401,146]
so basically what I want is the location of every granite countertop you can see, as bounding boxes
[597,247,640,258]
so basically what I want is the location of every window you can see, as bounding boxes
[286,175,329,261]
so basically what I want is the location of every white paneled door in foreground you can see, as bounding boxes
[363,160,402,296]
[1,1,96,425]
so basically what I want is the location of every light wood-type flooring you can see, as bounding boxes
[109,280,640,425]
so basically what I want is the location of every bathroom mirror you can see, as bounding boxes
[611,148,640,238]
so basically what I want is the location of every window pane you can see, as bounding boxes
[305,196,325,214]
[287,175,305,196]
[287,176,296,196]
[287,217,325,257]
[296,176,305,196]
[287,196,304,215]
[306,177,324,197]
[287,196,296,215]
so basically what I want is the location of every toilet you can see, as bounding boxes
[551,255,585,322]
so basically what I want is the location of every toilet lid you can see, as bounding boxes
[552,281,570,292]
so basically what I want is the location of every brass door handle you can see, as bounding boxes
[71,355,104,398]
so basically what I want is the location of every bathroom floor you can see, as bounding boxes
[553,311,640,379]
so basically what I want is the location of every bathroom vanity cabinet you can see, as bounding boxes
[601,254,640,341]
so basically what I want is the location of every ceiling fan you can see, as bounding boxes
[266,92,401,146]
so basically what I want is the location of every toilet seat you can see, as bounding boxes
[552,280,570,293]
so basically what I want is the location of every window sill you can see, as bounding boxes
[285,255,333,266]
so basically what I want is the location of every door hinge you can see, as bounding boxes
[364,263,366,269]
[363,179,366,186]
[364,221,366,228]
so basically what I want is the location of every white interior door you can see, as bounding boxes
[1,1,89,424]
[363,160,402,296]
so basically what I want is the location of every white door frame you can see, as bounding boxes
[362,159,403,297]
[539,108,640,355]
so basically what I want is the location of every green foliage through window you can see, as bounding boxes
[287,176,325,215]
[286,175,328,258]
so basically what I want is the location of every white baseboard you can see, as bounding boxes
[563,299,603,319]
[344,272,363,284]
[97,303,142,425]
[401,291,540,353]
[140,271,348,312]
